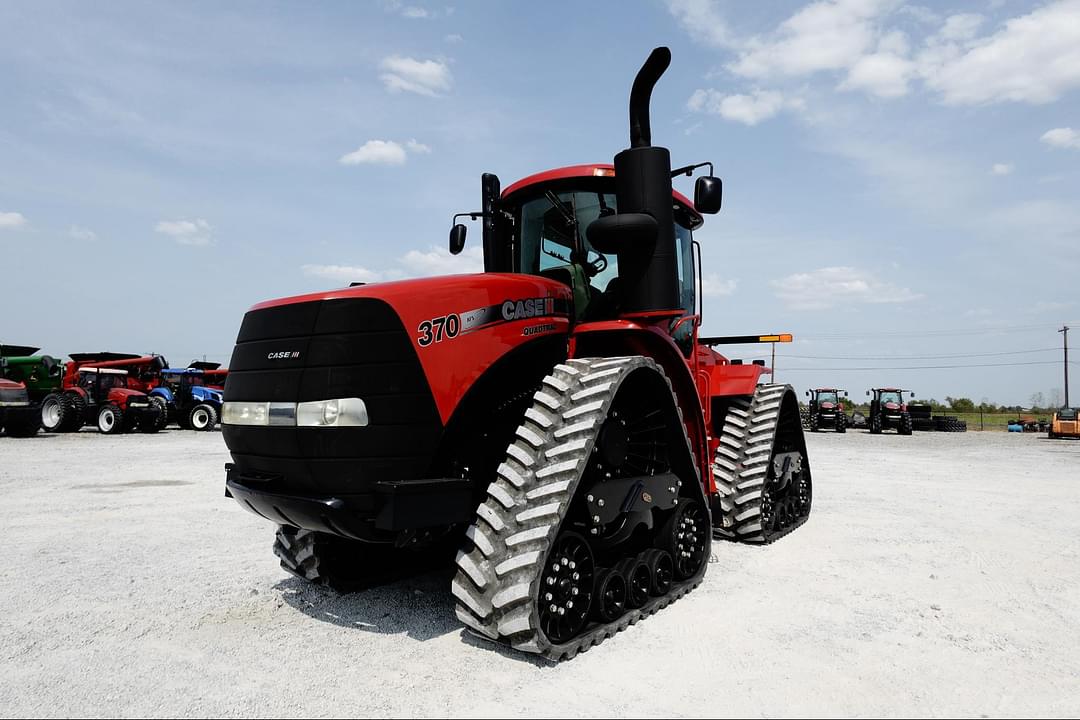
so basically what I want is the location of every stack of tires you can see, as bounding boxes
[799,406,811,430]
[908,403,934,432]
[932,415,967,432]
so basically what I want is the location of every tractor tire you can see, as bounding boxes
[97,405,124,435]
[870,414,882,434]
[712,384,812,544]
[4,411,41,437]
[40,393,70,433]
[149,396,170,429]
[188,403,218,431]
[61,392,87,432]
[809,413,819,432]
[176,411,192,430]
[899,413,913,435]
[452,357,709,661]
[836,413,847,434]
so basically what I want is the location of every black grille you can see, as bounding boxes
[223,297,442,495]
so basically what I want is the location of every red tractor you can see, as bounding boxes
[806,388,848,433]
[40,353,168,433]
[866,387,914,435]
[221,48,811,660]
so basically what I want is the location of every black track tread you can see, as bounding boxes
[451,356,709,662]
[711,384,810,545]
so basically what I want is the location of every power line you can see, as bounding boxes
[779,360,1078,371]
[778,347,1058,361]
[798,321,1080,340]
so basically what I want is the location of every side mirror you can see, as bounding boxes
[449,224,467,255]
[910,392,916,398]
[844,391,849,397]
[586,212,658,255]
[805,390,809,397]
[866,390,870,397]
[694,176,722,214]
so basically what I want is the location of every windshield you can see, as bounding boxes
[515,188,696,316]
[879,391,902,404]
[817,391,838,404]
[1058,408,1077,420]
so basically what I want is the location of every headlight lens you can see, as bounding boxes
[223,401,270,426]
[224,398,367,427]
[297,398,368,427]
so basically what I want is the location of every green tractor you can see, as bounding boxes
[0,344,63,436]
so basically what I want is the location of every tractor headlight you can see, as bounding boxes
[296,398,368,427]
[223,399,367,427]
[223,401,270,426]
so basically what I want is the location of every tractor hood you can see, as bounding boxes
[232,273,573,424]
[192,385,223,403]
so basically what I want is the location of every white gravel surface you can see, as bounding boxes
[1,428,1078,717]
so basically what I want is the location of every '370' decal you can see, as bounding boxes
[416,313,460,347]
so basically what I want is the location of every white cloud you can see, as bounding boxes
[302,246,483,286]
[938,13,984,42]
[921,1,1080,105]
[687,88,803,125]
[665,0,733,48]
[728,0,893,79]
[69,225,97,241]
[772,265,923,310]
[0,211,27,229]
[1041,127,1080,149]
[444,33,463,43]
[155,218,212,246]
[340,140,408,166]
[339,138,432,166]
[379,55,452,97]
[701,273,737,297]
[991,163,1014,176]
[840,51,914,97]
[401,6,430,19]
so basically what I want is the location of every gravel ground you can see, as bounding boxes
[0,428,1077,718]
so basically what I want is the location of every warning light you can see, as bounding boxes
[593,167,616,177]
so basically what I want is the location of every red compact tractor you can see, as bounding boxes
[866,387,914,435]
[221,48,811,660]
[806,388,848,433]
[40,353,168,433]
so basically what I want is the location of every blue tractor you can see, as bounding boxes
[150,367,223,431]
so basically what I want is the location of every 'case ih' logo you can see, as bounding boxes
[267,351,300,360]
[502,297,555,321]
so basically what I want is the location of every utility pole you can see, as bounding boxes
[771,342,776,383]
[1060,326,1070,408]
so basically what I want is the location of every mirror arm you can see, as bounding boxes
[670,161,713,179]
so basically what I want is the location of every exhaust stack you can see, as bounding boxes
[612,47,679,314]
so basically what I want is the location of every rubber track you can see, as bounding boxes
[711,383,809,544]
[451,356,709,661]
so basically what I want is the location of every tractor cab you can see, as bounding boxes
[77,367,135,405]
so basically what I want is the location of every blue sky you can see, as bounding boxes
[1,0,1078,407]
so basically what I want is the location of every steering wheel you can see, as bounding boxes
[585,250,608,278]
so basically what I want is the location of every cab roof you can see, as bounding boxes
[501,164,703,228]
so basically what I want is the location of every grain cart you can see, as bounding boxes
[866,388,914,435]
[805,388,847,433]
[150,367,224,430]
[41,353,168,432]
[220,47,812,660]
[0,378,41,437]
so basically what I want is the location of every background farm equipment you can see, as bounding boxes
[866,388,914,435]
[805,388,847,433]
[0,378,41,437]
[150,367,223,430]
[0,344,64,436]
[1048,409,1078,439]
[41,353,167,433]
[220,47,812,660]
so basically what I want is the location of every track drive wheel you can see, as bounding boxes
[452,356,710,661]
[712,384,812,544]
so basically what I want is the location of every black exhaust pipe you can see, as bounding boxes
[613,47,679,314]
[629,47,671,149]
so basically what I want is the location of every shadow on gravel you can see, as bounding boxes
[275,569,461,642]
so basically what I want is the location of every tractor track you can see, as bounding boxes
[712,384,811,544]
[451,356,709,661]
